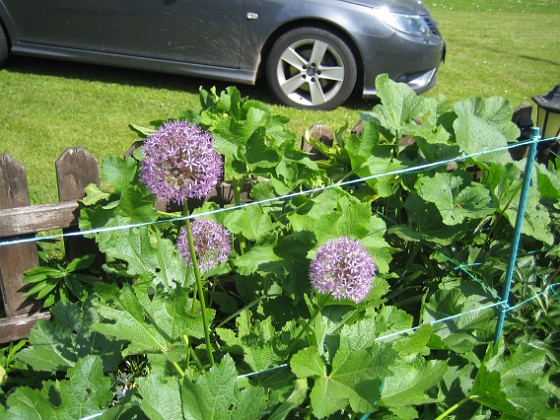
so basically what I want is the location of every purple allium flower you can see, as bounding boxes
[177,219,231,272]
[309,237,377,304]
[140,120,222,203]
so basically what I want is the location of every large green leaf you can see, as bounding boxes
[453,96,518,164]
[138,355,272,419]
[4,356,113,419]
[422,280,497,353]
[380,357,447,407]
[223,205,276,242]
[291,345,384,418]
[472,341,560,418]
[234,244,283,277]
[18,302,122,373]
[489,162,554,245]
[91,220,191,289]
[100,156,138,193]
[92,285,211,356]
[352,155,407,197]
[391,193,469,245]
[361,74,432,140]
[216,310,289,372]
[416,171,495,225]
[136,375,186,420]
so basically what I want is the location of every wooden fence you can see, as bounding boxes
[0,147,99,344]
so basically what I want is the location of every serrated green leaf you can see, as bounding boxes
[182,355,271,419]
[4,356,112,419]
[93,221,190,289]
[422,280,496,353]
[100,156,139,193]
[292,346,383,417]
[224,205,275,242]
[4,387,53,419]
[392,192,469,245]
[291,347,325,378]
[59,356,114,418]
[489,162,554,245]
[18,302,122,373]
[316,348,383,417]
[268,378,308,420]
[352,155,406,197]
[392,325,433,357]
[81,183,112,206]
[472,341,560,417]
[416,172,494,225]
[453,96,518,164]
[234,244,283,276]
[92,300,169,355]
[381,358,447,407]
[361,74,430,139]
[92,285,212,356]
[137,375,185,420]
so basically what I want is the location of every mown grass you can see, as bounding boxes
[0,0,558,204]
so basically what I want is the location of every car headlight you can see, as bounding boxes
[376,8,432,37]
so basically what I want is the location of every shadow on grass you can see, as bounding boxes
[4,55,374,112]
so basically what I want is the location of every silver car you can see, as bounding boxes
[0,0,445,110]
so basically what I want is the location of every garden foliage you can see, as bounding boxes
[1,75,559,418]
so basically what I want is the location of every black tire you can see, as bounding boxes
[265,26,358,110]
[0,24,8,67]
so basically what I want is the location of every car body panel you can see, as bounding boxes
[0,0,445,100]
[0,0,102,50]
[102,0,243,68]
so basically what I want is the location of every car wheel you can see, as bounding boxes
[0,24,8,66]
[266,27,357,110]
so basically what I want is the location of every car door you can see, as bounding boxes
[1,0,102,50]
[102,0,243,68]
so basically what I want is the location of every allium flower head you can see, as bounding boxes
[140,120,222,203]
[309,237,377,304]
[177,219,231,272]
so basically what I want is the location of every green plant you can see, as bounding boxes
[0,341,27,388]
[1,80,559,418]
[23,253,100,307]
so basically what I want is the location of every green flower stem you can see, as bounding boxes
[232,178,242,206]
[189,347,204,371]
[183,204,215,366]
[172,361,185,378]
[215,293,280,329]
[434,395,477,420]
[284,295,328,358]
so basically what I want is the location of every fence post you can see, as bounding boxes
[0,154,40,316]
[493,128,540,344]
[56,147,100,263]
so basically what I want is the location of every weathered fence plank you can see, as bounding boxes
[0,202,78,237]
[0,154,40,319]
[0,148,99,344]
[56,147,100,262]
[0,312,51,344]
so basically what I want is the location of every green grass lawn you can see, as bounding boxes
[1,0,559,204]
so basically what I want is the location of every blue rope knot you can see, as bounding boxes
[499,300,511,312]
